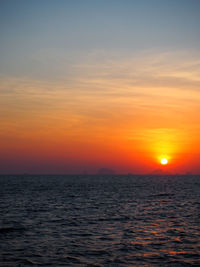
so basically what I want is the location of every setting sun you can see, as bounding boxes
[161,158,168,165]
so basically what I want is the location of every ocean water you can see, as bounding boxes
[0,174,200,266]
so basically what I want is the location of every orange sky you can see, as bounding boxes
[0,51,199,174]
[0,1,200,174]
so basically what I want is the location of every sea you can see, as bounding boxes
[0,174,200,266]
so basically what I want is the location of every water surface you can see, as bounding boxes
[0,175,200,266]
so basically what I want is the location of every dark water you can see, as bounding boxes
[0,175,200,266]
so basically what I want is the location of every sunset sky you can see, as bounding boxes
[0,0,200,174]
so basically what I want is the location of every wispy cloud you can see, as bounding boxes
[0,50,199,148]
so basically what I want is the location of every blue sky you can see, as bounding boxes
[1,0,200,79]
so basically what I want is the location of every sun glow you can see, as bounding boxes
[161,158,168,165]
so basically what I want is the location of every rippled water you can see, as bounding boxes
[0,174,200,266]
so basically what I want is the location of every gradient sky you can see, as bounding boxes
[0,0,200,174]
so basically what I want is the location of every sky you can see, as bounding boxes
[0,0,200,174]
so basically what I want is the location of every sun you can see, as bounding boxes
[161,158,168,165]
